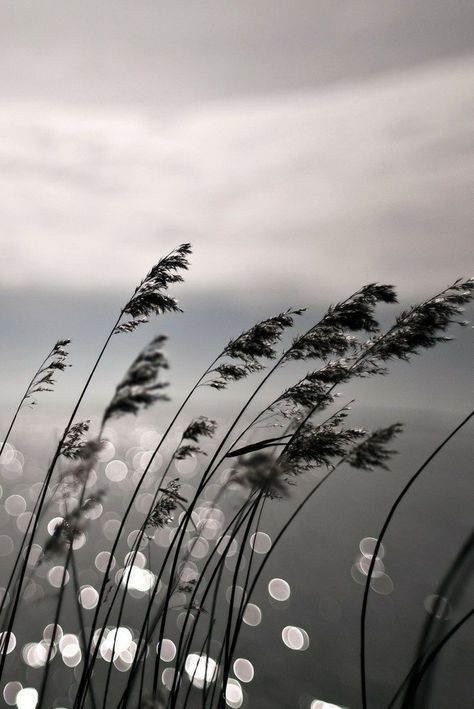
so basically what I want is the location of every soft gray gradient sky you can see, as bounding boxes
[0,0,472,391]
[0,0,472,420]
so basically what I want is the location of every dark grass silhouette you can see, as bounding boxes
[0,247,472,709]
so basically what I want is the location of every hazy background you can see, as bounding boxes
[0,2,473,708]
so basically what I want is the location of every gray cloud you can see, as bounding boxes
[1,56,473,302]
[1,1,473,105]
[1,3,472,431]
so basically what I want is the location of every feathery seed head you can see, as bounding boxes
[182,416,218,442]
[123,243,192,322]
[231,452,291,499]
[366,278,474,363]
[114,317,149,334]
[24,338,72,408]
[288,284,396,364]
[176,416,218,459]
[347,423,403,470]
[324,283,397,333]
[224,308,302,362]
[206,362,263,390]
[283,418,366,474]
[147,479,184,529]
[103,335,170,422]
[60,420,91,460]
[207,307,303,390]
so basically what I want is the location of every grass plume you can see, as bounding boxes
[0,264,472,709]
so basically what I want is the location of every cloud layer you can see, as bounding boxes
[1,56,473,302]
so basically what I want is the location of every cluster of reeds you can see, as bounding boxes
[0,244,472,709]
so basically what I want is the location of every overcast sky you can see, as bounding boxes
[0,0,473,419]
[0,8,472,706]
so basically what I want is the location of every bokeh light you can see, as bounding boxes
[268,578,291,601]
[48,566,69,588]
[249,532,271,554]
[184,653,218,689]
[242,603,262,627]
[79,585,99,609]
[282,626,310,651]
[216,535,238,557]
[161,667,178,691]
[15,687,38,709]
[359,537,385,559]
[95,551,116,573]
[157,638,176,662]
[370,573,394,596]
[3,681,22,706]
[5,495,27,517]
[225,678,243,708]
[0,631,16,654]
[0,535,14,557]
[233,657,254,683]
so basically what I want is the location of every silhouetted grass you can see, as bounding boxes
[0,247,472,709]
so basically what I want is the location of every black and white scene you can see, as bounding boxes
[0,3,473,708]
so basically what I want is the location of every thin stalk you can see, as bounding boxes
[156,342,361,704]
[218,429,291,695]
[118,496,258,709]
[150,486,228,700]
[388,609,473,709]
[221,403,357,687]
[1,469,68,627]
[99,475,192,709]
[180,619,216,709]
[148,347,328,697]
[138,544,153,709]
[70,552,98,709]
[208,644,228,709]
[99,436,186,647]
[0,312,123,682]
[98,491,198,709]
[223,464,337,690]
[400,532,473,707]
[0,473,67,626]
[37,467,94,706]
[197,497,263,709]
[0,483,45,622]
[154,502,252,709]
[167,495,259,707]
[219,496,264,703]
[359,409,474,709]
[81,490,209,709]
[74,359,220,709]
[117,287,411,706]
[37,541,73,706]
[123,363,293,705]
[137,619,149,709]
[199,556,229,709]
[79,286,399,706]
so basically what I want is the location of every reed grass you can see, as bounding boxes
[0,247,472,709]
